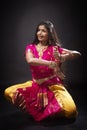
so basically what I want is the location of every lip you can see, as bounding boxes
[38,36,43,39]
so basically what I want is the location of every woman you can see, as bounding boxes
[4,20,81,122]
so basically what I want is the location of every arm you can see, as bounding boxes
[25,49,57,69]
[53,47,81,79]
[60,48,81,62]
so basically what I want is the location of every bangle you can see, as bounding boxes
[49,61,56,68]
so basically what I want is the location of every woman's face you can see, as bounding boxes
[37,25,49,43]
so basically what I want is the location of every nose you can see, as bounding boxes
[38,30,42,35]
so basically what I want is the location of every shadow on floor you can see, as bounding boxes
[0,111,77,129]
[0,84,87,130]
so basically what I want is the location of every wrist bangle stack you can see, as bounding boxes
[49,61,56,68]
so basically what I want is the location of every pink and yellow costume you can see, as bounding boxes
[4,44,77,121]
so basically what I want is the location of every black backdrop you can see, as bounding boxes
[1,0,86,89]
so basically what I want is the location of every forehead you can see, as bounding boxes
[38,25,47,30]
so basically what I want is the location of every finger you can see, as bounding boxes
[54,52,60,60]
[20,99,26,107]
[21,105,26,111]
[16,94,25,108]
[18,93,25,103]
[13,91,19,104]
[13,92,23,105]
[19,100,26,110]
[19,102,26,109]
[15,93,22,104]
[57,72,65,79]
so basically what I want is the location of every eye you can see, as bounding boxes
[42,29,46,32]
[37,29,40,32]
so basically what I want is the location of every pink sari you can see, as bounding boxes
[17,44,64,121]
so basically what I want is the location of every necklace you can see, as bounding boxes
[36,44,48,58]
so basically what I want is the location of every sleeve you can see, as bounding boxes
[25,44,34,54]
[58,47,71,54]
[58,47,64,54]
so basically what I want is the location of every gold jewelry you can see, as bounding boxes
[49,61,57,68]
[36,44,48,58]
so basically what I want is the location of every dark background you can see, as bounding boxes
[1,0,86,86]
[0,0,87,130]
[0,0,87,129]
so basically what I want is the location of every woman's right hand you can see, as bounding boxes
[12,91,26,112]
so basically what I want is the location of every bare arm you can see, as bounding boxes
[25,49,57,69]
[61,48,81,62]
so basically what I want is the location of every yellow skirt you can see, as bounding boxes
[4,80,78,119]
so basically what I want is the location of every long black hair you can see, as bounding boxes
[33,20,61,47]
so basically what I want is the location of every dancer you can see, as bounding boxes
[4,20,81,121]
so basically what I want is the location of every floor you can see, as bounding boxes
[0,84,87,130]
